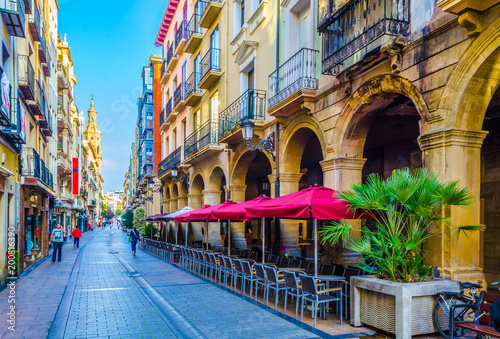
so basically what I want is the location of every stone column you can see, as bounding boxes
[419,128,487,284]
[203,189,222,247]
[169,197,178,213]
[187,192,203,244]
[228,184,247,249]
[322,157,367,264]
[271,172,303,257]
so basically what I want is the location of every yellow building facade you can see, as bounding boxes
[155,0,500,286]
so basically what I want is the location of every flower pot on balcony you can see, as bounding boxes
[350,276,460,338]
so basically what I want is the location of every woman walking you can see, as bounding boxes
[50,224,66,262]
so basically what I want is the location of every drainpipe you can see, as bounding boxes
[273,2,281,256]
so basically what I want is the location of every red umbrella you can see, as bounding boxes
[211,195,272,221]
[245,185,366,276]
[245,185,362,220]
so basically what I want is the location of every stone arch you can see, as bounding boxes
[334,74,430,157]
[231,150,266,186]
[190,174,204,197]
[438,16,500,131]
[207,165,227,191]
[280,116,328,174]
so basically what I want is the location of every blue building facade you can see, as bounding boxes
[136,66,154,184]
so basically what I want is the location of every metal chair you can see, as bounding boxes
[279,257,291,268]
[282,270,303,319]
[232,259,245,292]
[253,263,268,301]
[241,260,258,298]
[299,274,343,327]
[222,256,234,288]
[264,265,287,309]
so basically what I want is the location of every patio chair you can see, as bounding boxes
[241,260,258,298]
[253,263,268,301]
[282,270,303,319]
[321,264,335,275]
[264,265,287,310]
[268,255,279,265]
[279,257,291,268]
[222,256,235,288]
[249,251,258,260]
[299,274,343,327]
[232,259,245,292]
[291,259,302,268]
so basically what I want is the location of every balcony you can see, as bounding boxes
[158,147,181,178]
[160,59,170,84]
[166,44,178,72]
[88,199,96,207]
[29,80,45,115]
[199,48,222,89]
[20,147,54,193]
[174,21,187,55]
[218,89,266,143]
[173,82,185,112]
[184,72,202,107]
[40,110,52,137]
[185,13,203,53]
[318,0,410,76]
[199,0,222,29]
[57,63,69,89]
[0,71,11,127]
[184,119,222,163]
[39,32,50,77]
[267,48,318,116]
[161,98,176,129]
[0,0,25,37]
[18,55,35,100]
[2,96,26,144]
[28,1,40,42]
[57,105,71,129]
[57,150,71,176]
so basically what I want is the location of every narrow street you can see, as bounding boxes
[0,227,333,339]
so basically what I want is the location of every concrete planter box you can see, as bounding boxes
[351,275,460,338]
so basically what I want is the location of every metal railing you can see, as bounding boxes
[268,48,318,108]
[164,98,172,122]
[35,79,45,114]
[184,120,217,158]
[218,89,266,139]
[0,0,25,37]
[18,55,35,99]
[185,71,201,98]
[21,147,41,179]
[200,48,220,80]
[186,13,202,40]
[198,0,219,17]
[161,59,167,79]
[175,20,186,49]
[319,0,410,75]
[173,83,185,108]
[167,44,174,65]
[158,147,181,177]
[28,0,40,41]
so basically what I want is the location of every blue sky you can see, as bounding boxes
[58,0,166,192]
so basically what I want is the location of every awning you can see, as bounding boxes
[211,195,272,222]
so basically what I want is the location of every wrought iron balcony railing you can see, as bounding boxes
[0,69,11,127]
[186,13,202,40]
[184,120,218,158]
[173,82,185,108]
[185,71,201,98]
[31,79,45,116]
[268,48,318,108]
[161,58,167,79]
[21,147,41,179]
[200,48,220,79]
[0,0,25,37]
[166,44,174,65]
[2,96,26,144]
[318,0,410,75]
[162,98,172,124]
[219,89,266,139]
[28,0,40,41]
[175,20,187,48]
[158,147,181,177]
[18,54,35,100]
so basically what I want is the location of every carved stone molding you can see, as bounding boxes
[458,10,482,35]
[418,128,488,151]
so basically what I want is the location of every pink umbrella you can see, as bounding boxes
[245,186,366,275]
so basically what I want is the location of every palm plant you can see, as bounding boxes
[319,168,480,283]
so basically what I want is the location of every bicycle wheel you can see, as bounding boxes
[433,294,471,338]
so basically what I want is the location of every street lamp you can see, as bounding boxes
[171,165,178,177]
[240,117,276,161]
[171,164,189,185]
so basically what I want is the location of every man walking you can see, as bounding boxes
[50,224,66,262]
[72,227,82,249]
[130,225,141,255]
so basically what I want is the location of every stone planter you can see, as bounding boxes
[350,275,460,338]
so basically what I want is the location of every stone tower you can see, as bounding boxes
[83,99,102,174]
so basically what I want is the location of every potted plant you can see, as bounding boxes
[319,168,479,338]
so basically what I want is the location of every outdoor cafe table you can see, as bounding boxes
[279,267,305,273]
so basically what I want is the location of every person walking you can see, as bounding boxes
[130,225,141,255]
[50,223,66,262]
[72,227,82,249]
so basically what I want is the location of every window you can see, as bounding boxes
[210,91,219,121]
[193,110,200,131]
[241,1,245,28]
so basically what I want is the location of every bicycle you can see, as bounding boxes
[433,282,483,338]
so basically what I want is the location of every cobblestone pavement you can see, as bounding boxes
[0,226,349,338]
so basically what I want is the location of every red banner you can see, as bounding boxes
[72,158,79,196]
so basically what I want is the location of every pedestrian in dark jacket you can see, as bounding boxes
[130,226,141,255]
